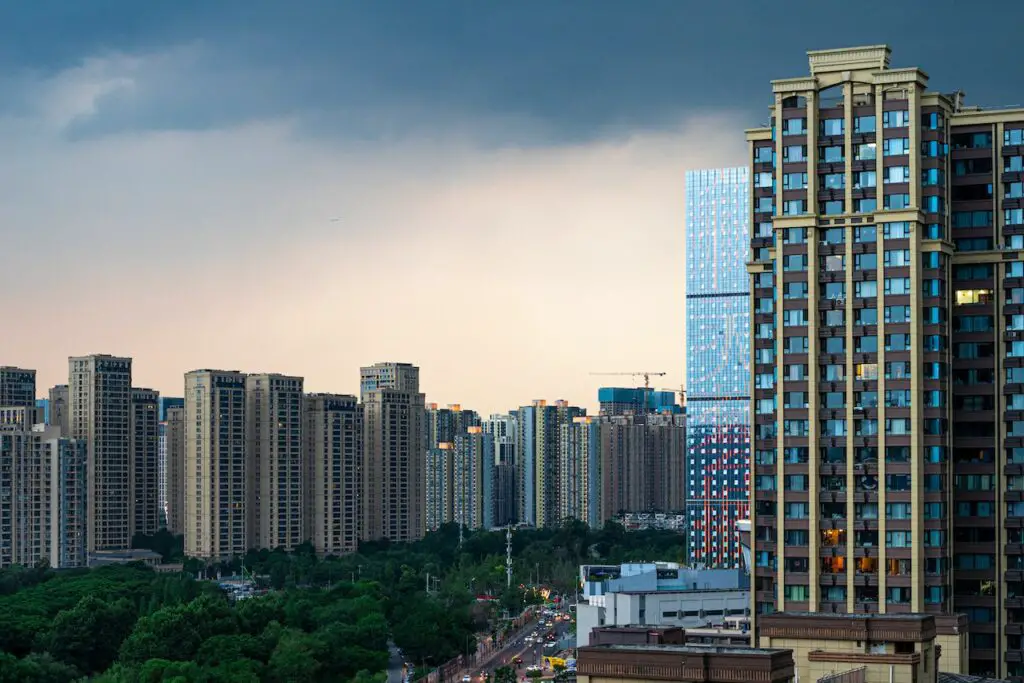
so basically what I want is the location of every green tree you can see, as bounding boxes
[0,652,81,683]
[44,594,136,675]
[267,628,322,682]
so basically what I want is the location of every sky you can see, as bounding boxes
[1,1,1021,415]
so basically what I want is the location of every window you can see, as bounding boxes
[951,132,992,149]
[784,200,806,216]
[1007,182,1024,199]
[822,254,845,271]
[820,146,844,163]
[885,277,911,295]
[784,118,807,135]
[784,254,808,272]
[884,249,911,267]
[955,289,993,306]
[1005,129,1024,146]
[854,116,876,133]
[783,172,808,189]
[855,143,877,161]
[820,119,844,136]
[883,222,910,239]
[823,282,845,300]
[855,253,877,270]
[821,199,844,215]
[884,306,911,323]
[822,173,845,189]
[885,334,911,352]
[857,336,878,353]
[823,336,845,353]
[855,171,876,188]
[754,172,773,188]
[855,198,878,213]
[882,110,910,128]
[756,197,774,213]
[783,281,808,299]
[784,336,809,354]
[855,363,879,380]
[885,194,911,210]
[883,138,910,156]
[921,140,948,157]
[784,227,807,244]
[784,145,807,162]
[822,309,844,327]
[922,168,944,186]
[821,227,844,245]
[921,112,943,130]
[884,166,910,184]
[856,308,878,326]
[855,225,876,242]
[855,281,877,298]
[783,309,808,326]
[755,146,774,163]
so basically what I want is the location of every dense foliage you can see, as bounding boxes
[0,521,683,681]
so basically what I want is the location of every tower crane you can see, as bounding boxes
[590,371,666,389]
[656,385,687,409]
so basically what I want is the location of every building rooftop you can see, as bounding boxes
[938,675,1009,683]
[774,611,931,622]
[583,643,787,656]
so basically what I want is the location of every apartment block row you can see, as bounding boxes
[423,395,688,538]
[0,358,162,568]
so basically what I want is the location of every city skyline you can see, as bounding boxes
[3,3,1022,415]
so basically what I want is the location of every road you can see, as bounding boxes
[387,641,406,683]
[458,614,573,683]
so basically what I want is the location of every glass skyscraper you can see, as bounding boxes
[684,167,751,568]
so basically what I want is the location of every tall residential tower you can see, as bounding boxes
[747,45,1024,679]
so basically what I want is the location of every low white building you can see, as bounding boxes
[576,562,750,646]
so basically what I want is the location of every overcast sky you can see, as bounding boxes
[1,1,1020,414]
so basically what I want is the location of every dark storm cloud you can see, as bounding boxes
[1,0,1021,142]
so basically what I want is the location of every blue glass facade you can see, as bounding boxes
[684,167,751,568]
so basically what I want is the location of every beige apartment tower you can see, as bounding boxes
[246,374,305,551]
[184,370,247,559]
[303,393,362,555]
[0,423,87,569]
[164,406,186,536]
[361,362,426,542]
[69,354,132,552]
[747,45,1024,678]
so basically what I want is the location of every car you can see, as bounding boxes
[462,676,472,682]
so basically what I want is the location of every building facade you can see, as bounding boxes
[0,366,36,408]
[598,388,679,416]
[303,393,362,556]
[598,414,686,524]
[69,354,133,552]
[685,167,752,569]
[184,370,247,559]
[361,364,426,542]
[0,424,87,569]
[359,362,420,399]
[48,385,69,436]
[517,400,586,528]
[163,406,186,536]
[246,374,305,551]
[746,45,1024,679]
[130,388,160,537]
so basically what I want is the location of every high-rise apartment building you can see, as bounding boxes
[157,397,185,530]
[597,414,686,524]
[747,45,1024,678]
[0,422,87,569]
[517,400,586,528]
[0,366,36,408]
[685,167,752,569]
[425,442,455,531]
[157,397,184,422]
[184,370,247,559]
[360,362,420,400]
[562,416,600,526]
[303,393,362,556]
[361,363,425,542]
[246,374,304,551]
[48,385,69,436]
[130,388,160,537]
[483,413,519,526]
[163,406,186,536]
[453,427,491,530]
[69,354,132,552]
